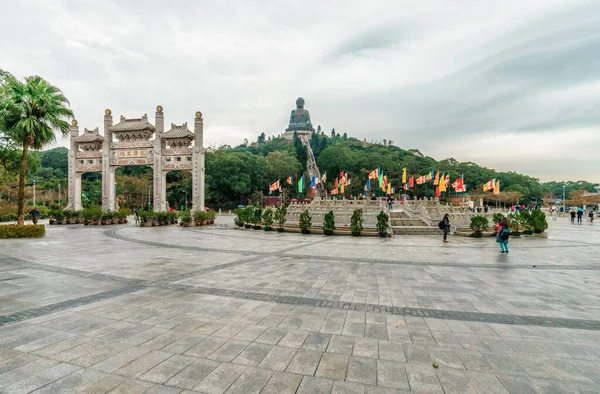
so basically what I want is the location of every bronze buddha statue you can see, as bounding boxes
[286,97,315,131]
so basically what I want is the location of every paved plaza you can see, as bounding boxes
[0,216,599,393]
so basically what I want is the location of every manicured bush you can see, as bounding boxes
[194,210,207,225]
[350,209,363,236]
[299,209,312,234]
[262,209,274,230]
[0,224,46,239]
[376,210,389,235]
[139,210,155,226]
[531,209,548,233]
[323,210,335,235]
[469,215,489,232]
[274,205,287,232]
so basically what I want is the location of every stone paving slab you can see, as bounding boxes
[0,218,599,393]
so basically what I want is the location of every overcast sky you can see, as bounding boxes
[2,0,599,183]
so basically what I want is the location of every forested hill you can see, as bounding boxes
[2,131,597,210]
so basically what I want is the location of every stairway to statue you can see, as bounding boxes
[389,210,440,235]
[299,135,325,195]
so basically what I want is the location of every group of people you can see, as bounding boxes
[440,213,510,253]
[570,209,594,224]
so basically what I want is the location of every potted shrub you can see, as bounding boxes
[274,205,287,232]
[100,212,110,225]
[73,210,83,224]
[469,215,489,237]
[119,209,129,224]
[82,209,93,225]
[252,205,263,230]
[180,212,191,227]
[350,209,363,236]
[243,207,253,228]
[234,208,245,227]
[531,209,548,233]
[376,210,389,237]
[194,210,205,226]
[507,212,522,236]
[55,210,65,225]
[322,210,335,235]
[63,210,73,224]
[262,209,274,231]
[48,209,56,225]
[299,209,312,234]
[519,210,534,235]
[207,210,216,224]
[138,210,152,227]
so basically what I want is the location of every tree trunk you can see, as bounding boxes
[17,142,29,225]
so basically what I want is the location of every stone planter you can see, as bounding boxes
[323,230,334,235]
[301,229,311,234]
[378,232,388,238]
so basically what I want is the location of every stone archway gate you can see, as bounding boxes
[65,106,205,213]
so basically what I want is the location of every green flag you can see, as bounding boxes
[298,175,304,192]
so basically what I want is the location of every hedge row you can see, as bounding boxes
[0,205,50,222]
[0,224,46,239]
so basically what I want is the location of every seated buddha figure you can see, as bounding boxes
[286,97,315,131]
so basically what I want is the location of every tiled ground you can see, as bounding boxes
[0,216,599,393]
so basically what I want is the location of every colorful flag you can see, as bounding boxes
[269,180,280,193]
[286,176,292,185]
[402,168,407,183]
[321,172,326,183]
[435,186,441,197]
[363,186,368,197]
[310,175,316,188]
[392,187,396,193]
[433,171,440,186]
[298,175,304,192]
[380,175,388,190]
[445,175,450,187]
[408,176,414,188]
[483,179,495,191]
[331,188,338,195]
[425,170,434,181]
[493,179,500,195]
[365,179,371,190]
[368,168,378,180]
[439,173,446,192]
[452,177,465,193]
[416,176,426,185]
[403,183,409,191]
[334,177,339,189]
[387,184,392,194]
[340,183,345,194]
[348,178,352,186]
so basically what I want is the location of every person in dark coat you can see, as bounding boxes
[442,213,452,243]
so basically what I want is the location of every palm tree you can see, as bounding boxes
[0,76,73,225]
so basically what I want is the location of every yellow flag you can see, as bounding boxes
[387,184,391,194]
[402,168,407,184]
[340,183,345,194]
[433,171,440,186]
[493,179,500,195]
[439,173,446,192]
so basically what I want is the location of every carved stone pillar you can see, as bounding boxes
[66,120,79,211]
[74,172,82,211]
[192,111,205,212]
[153,106,164,211]
[101,109,113,212]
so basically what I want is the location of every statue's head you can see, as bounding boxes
[296,97,305,109]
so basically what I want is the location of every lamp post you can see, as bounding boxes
[185,190,188,210]
[58,183,61,208]
[32,179,38,207]
[148,185,152,209]
[563,184,566,214]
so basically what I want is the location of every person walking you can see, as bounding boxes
[570,209,576,223]
[496,217,510,253]
[577,209,583,224]
[590,211,595,223]
[134,207,140,224]
[29,207,41,224]
[386,195,393,211]
[442,213,452,243]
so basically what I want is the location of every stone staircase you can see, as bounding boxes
[390,210,441,235]
[299,134,325,195]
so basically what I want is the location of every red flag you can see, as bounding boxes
[435,186,441,197]
[334,177,339,189]
[409,176,414,188]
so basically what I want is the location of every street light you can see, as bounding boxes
[563,184,566,213]
[32,179,38,207]
[148,185,152,209]
[58,183,61,207]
